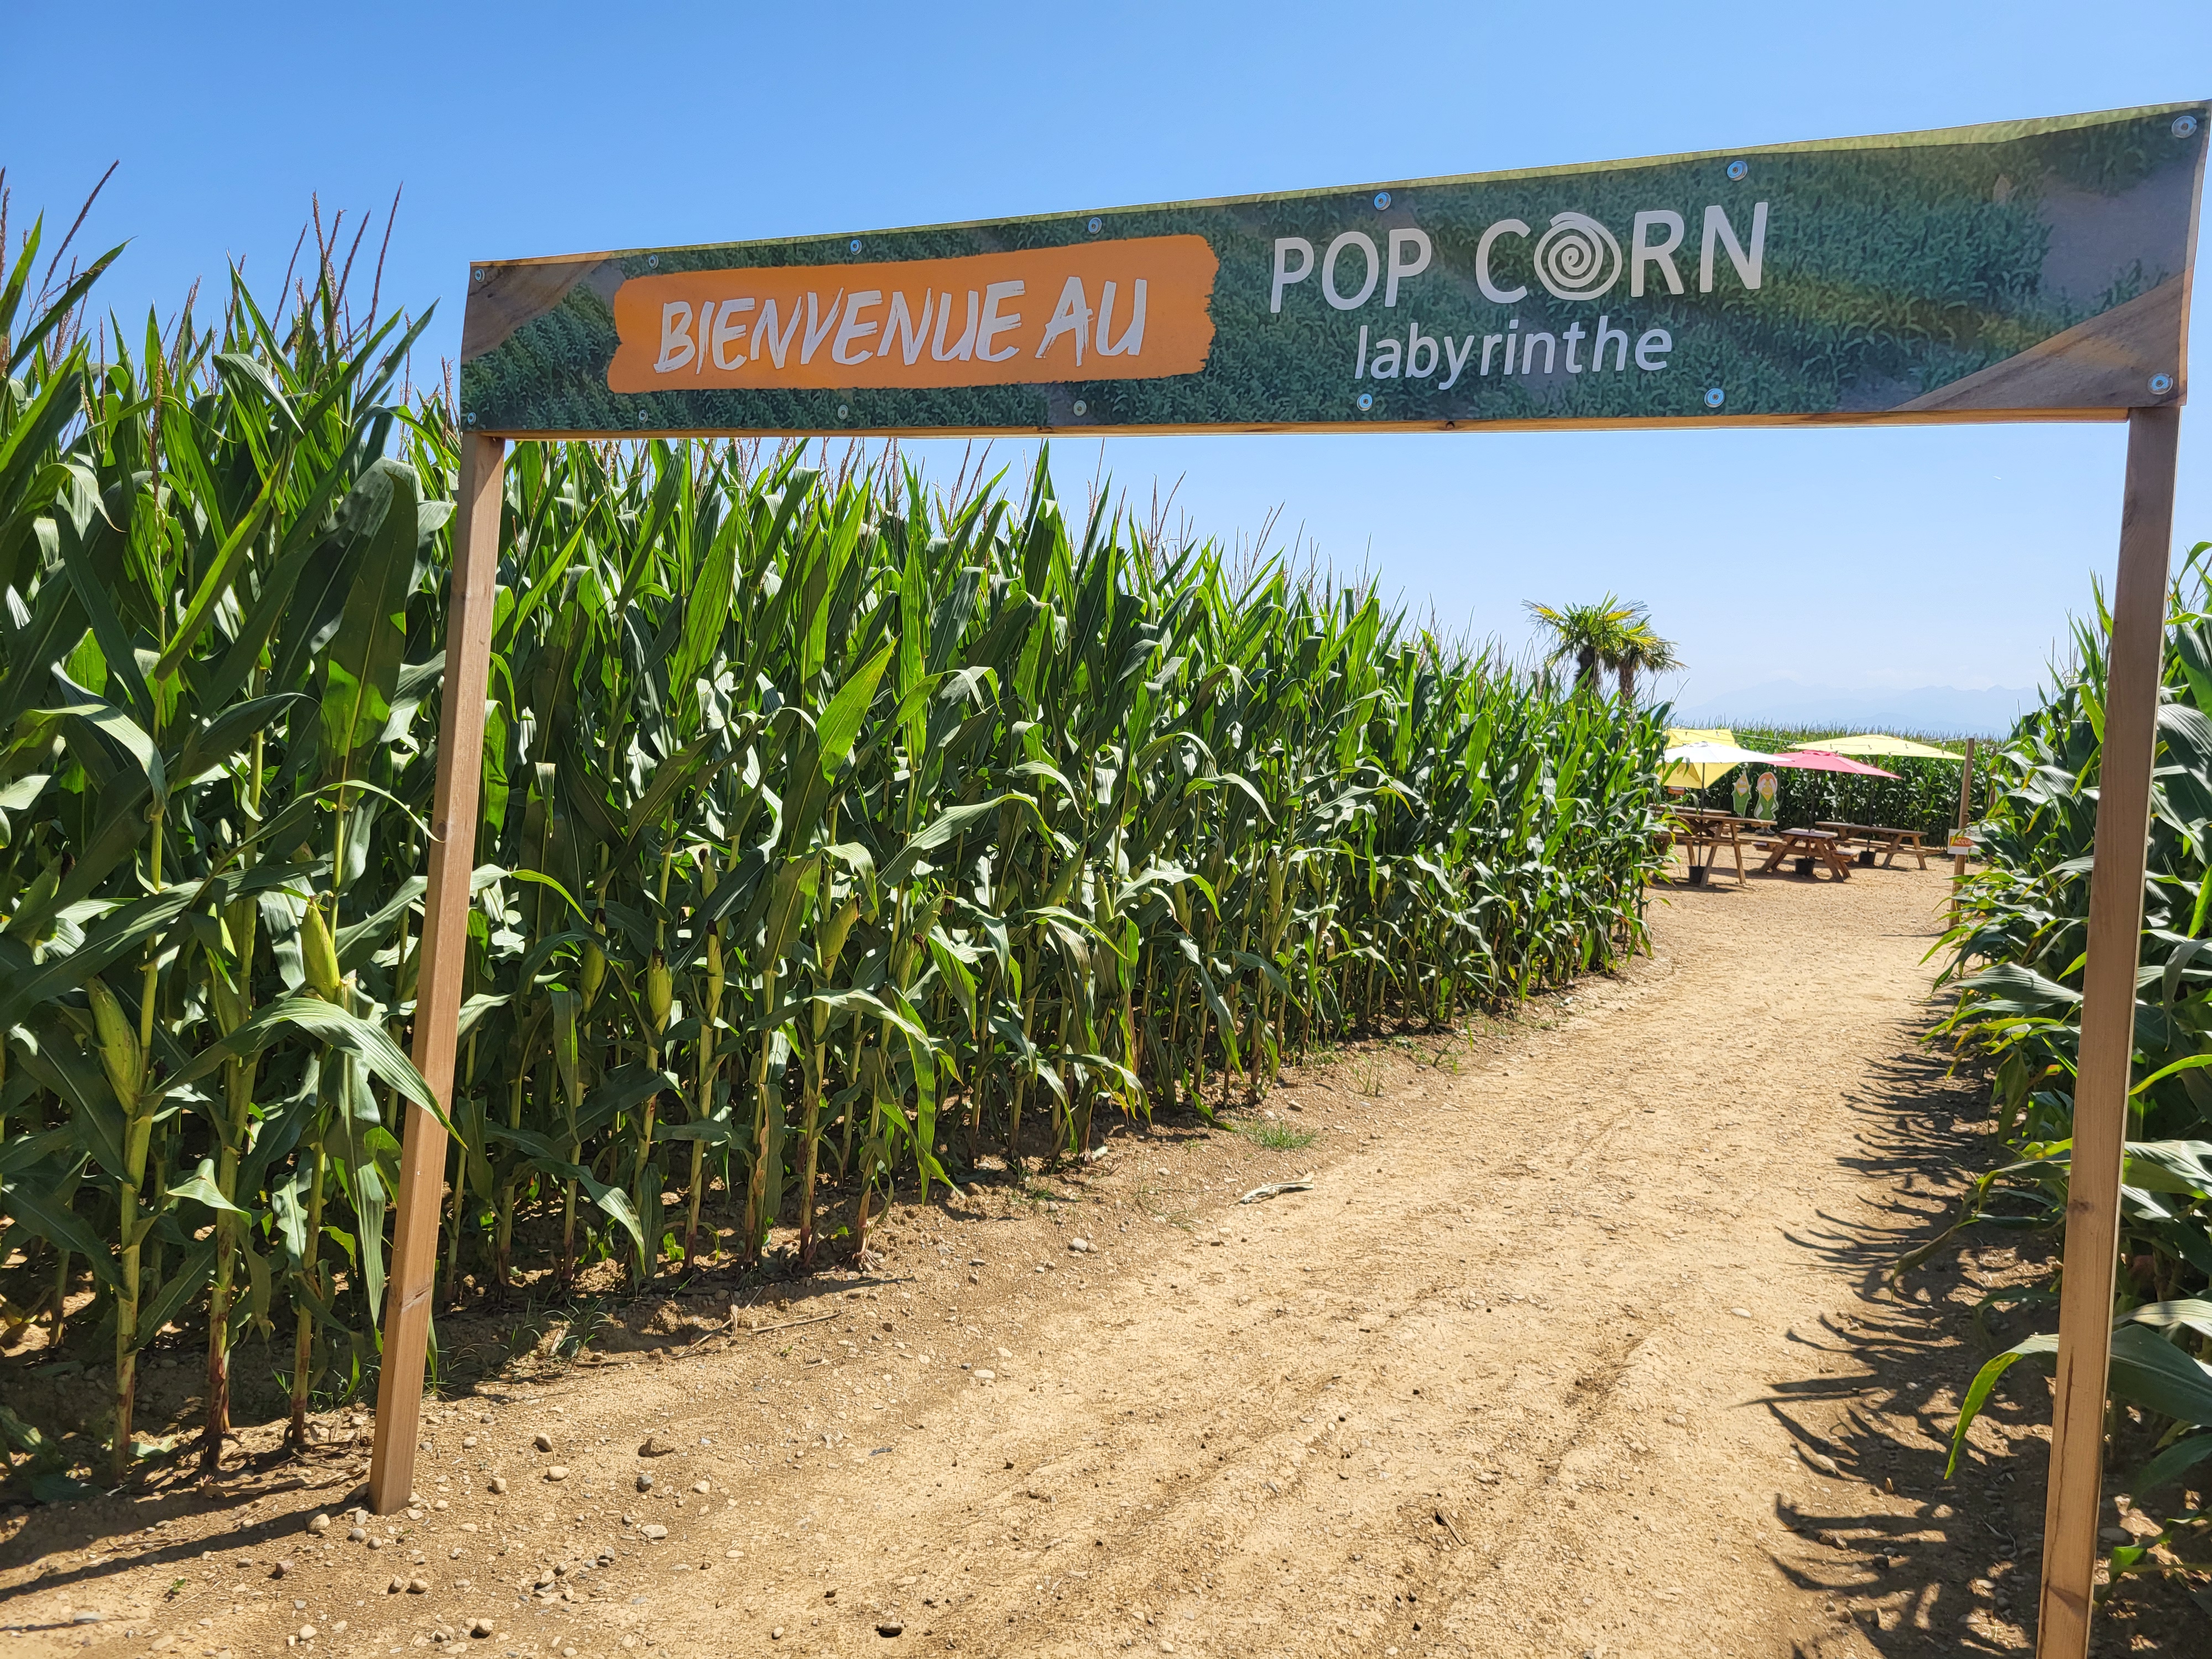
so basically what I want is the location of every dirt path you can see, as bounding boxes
[7,860,2206,1658]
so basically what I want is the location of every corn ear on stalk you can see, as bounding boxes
[85,975,142,1108]
[817,894,862,975]
[301,899,343,1002]
[645,950,672,1038]
[581,909,608,1010]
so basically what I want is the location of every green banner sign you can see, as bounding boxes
[461,103,2204,439]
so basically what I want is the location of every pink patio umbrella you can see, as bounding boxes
[1761,749,1898,779]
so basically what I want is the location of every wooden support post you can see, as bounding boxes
[1956,738,1976,849]
[2035,404,2180,1658]
[1951,737,1977,918]
[368,432,507,1515]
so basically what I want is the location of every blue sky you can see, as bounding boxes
[5,1,2208,721]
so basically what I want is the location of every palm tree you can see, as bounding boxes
[1524,596,1639,696]
[1614,618,1681,704]
[1523,597,1682,702]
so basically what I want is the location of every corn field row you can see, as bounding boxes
[1936,552,2212,1522]
[0,213,1668,1491]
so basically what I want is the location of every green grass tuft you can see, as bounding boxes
[1237,1120,1317,1152]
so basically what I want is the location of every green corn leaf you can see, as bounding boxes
[166,1157,249,1215]
[211,351,302,437]
[0,1178,116,1288]
[133,1241,216,1348]
[672,505,743,692]
[879,792,1043,889]
[927,932,979,1031]
[174,693,311,788]
[481,1123,644,1251]
[317,460,425,791]
[7,242,122,373]
[153,995,441,1127]
[817,641,894,780]
[2106,1321,2212,1427]
[575,1063,682,1142]
[761,857,820,967]
[151,447,295,684]
[2131,1432,2212,1496]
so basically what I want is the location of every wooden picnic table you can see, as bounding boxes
[1813,821,1930,869]
[1663,807,1751,885]
[1761,827,1854,880]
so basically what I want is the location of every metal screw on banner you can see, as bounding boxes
[1373,192,1391,210]
[1727,160,1749,181]
[2176,114,2200,139]
[1704,388,1726,409]
[2152,373,2175,395]
[1356,392,1374,411]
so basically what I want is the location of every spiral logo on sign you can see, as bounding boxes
[1532,212,1622,301]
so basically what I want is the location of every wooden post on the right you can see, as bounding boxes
[1952,735,1976,917]
[2035,403,2180,1658]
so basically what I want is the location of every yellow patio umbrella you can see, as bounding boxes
[1661,727,1734,789]
[1787,733,1963,761]
[1660,735,1776,790]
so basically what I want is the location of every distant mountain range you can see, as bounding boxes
[1665,680,2038,737]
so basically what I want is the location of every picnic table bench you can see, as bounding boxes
[1814,821,1929,869]
[1761,827,1854,880]
[1664,807,1750,886]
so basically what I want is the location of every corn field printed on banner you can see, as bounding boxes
[1934,550,2212,1520]
[0,216,1669,1492]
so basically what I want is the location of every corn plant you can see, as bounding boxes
[0,202,440,1479]
[1933,546,2212,1507]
